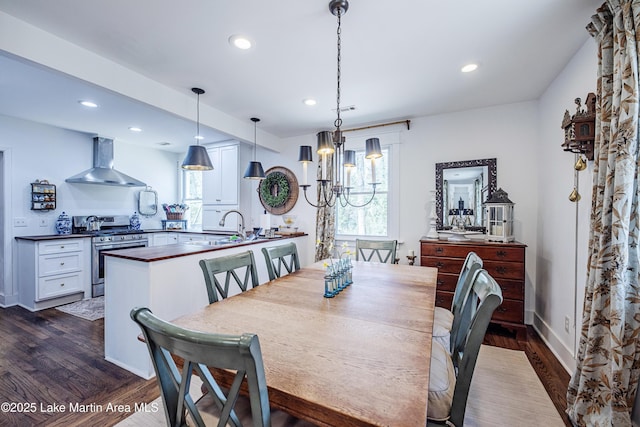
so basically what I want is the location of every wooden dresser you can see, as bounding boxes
[420,239,527,340]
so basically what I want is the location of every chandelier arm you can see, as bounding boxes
[301,185,327,209]
[343,184,379,208]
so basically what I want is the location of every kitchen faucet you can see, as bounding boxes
[219,210,246,239]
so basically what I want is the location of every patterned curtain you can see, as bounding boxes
[314,153,335,261]
[566,2,640,425]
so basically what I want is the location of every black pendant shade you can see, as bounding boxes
[182,145,213,170]
[244,117,266,179]
[243,161,265,180]
[181,87,213,171]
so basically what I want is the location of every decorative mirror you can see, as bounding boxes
[138,186,158,217]
[435,158,497,231]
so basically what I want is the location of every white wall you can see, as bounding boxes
[536,39,597,372]
[0,114,180,304]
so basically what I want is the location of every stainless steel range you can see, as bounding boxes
[72,215,148,297]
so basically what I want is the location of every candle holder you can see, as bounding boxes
[406,255,417,266]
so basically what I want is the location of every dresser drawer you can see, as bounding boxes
[492,298,525,323]
[38,239,84,255]
[493,278,524,300]
[421,241,524,262]
[483,260,525,281]
[422,256,464,274]
[38,253,82,277]
[435,290,453,309]
[37,273,83,301]
[435,273,459,292]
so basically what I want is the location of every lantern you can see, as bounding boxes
[484,188,515,243]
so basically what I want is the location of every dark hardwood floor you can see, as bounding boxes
[0,306,571,426]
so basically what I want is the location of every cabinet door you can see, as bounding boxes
[202,205,239,232]
[203,144,239,205]
[151,233,169,246]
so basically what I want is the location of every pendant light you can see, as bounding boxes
[181,87,213,171]
[243,117,265,179]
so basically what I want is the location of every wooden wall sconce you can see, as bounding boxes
[561,92,595,161]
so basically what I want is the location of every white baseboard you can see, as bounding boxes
[532,312,576,374]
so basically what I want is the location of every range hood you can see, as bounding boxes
[66,137,146,187]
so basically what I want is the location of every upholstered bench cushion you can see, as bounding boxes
[427,339,456,422]
[433,306,454,353]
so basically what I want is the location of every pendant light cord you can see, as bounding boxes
[335,7,342,131]
[196,92,200,143]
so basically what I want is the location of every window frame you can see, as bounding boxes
[335,132,400,242]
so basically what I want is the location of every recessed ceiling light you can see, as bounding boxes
[79,100,98,108]
[461,63,479,73]
[128,126,142,132]
[229,35,253,50]
[303,98,317,106]
[158,142,171,146]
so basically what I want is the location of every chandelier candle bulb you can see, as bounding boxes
[371,159,377,183]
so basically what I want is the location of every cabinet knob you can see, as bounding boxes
[496,250,507,258]
[436,262,444,268]
[437,279,444,286]
[60,283,65,287]
[60,262,65,266]
[60,245,65,249]
[496,266,508,274]
[435,247,444,254]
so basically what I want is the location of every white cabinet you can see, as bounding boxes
[202,205,240,233]
[177,234,207,243]
[17,238,91,311]
[203,144,239,205]
[151,232,178,246]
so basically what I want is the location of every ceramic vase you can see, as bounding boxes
[55,211,71,235]
[130,211,141,230]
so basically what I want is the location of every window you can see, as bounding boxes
[183,170,203,228]
[336,147,390,237]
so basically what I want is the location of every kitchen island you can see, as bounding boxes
[103,235,308,379]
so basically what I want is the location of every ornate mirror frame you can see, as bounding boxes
[435,158,497,230]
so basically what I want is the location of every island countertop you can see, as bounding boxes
[102,234,307,263]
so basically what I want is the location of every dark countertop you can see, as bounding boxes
[14,229,238,242]
[102,234,307,263]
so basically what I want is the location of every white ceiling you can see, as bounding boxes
[0,0,601,152]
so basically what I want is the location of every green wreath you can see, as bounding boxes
[260,172,290,207]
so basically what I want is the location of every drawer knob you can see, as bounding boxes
[497,306,507,313]
[496,250,507,258]
[496,266,508,274]
[435,247,444,254]
[60,245,65,249]
[60,262,65,266]
[437,279,444,286]
[436,262,444,268]
[60,283,65,287]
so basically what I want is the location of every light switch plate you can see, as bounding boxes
[14,218,27,227]
[39,219,48,227]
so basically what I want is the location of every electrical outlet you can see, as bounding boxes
[13,218,27,227]
[39,219,48,227]
[565,316,570,333]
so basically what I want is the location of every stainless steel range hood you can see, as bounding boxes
[66,137,146,187]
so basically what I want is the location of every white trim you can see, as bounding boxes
[532,311,575,374]
[0,147,14,306]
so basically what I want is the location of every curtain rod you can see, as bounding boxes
[342,119,411,133]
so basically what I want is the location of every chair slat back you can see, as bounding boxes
[448,269,503,427]
[355,239,397,264]
[449,252,483,352]
[262,243,301,281]
[131,307,271,427]
[199,251,259,304]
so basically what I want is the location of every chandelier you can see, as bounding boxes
[298,0,382,208]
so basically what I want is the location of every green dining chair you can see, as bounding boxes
[355,239,398,264]
[199,250,259,304]
[130,307,313,427]
[432,251,483,353]
[261,243,301,281]
[427,269,503,427]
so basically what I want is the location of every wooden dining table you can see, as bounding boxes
[171,260,437,427]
